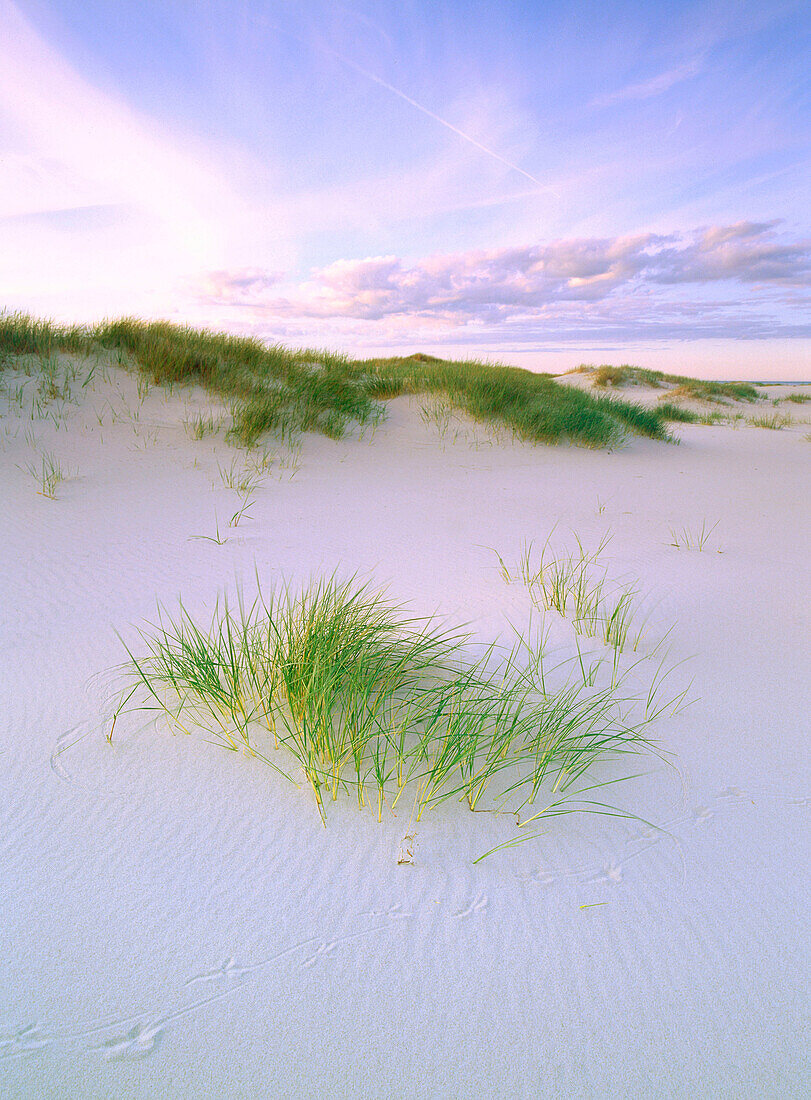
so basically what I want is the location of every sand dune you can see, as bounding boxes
[1,358,808,1098]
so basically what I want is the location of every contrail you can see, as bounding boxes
[267,18,558,197]
[337,53,559,196]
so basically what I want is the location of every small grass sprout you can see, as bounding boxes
[184,412,218,440]
[229,494,255,528]
[22,451,70,498]
[419,396,454,440]
[669,519,719,552]
[486,547,514,584]
[189,515,229,545]
[218,457,263,494]
[503,533,649,654]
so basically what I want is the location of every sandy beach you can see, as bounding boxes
[1,354,808,1098]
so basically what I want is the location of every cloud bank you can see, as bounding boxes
[194,222,810,346]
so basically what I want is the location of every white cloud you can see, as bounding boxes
[590,59,702,109]
[190,222,810,346]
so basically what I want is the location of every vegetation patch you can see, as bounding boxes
[669,519,719,552]
[657,402,700,423]
[110,576,681,835]
[1,311,672,449]
[749,413,791,430]
[572,363,761,403]
[497,534,649,655]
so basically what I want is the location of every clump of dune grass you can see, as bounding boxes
[184,412,218,440]
[572,363,761,404]
[509,534,646,654]
[365,353,670,447]
[2,311,673,450]
[110,575,673,830]
[748,412,791,430]
[658,402,699,423]
[696,411,730,426]
[0,313,90,362]
[21,450,70,498]
[785,392,810,404]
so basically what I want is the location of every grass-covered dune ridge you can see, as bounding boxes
[572,363,761,403]
[113,575,672,831]
[1,311,670,448]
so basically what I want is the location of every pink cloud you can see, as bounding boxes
[196,222,810,333]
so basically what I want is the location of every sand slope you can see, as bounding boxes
[1,362,809,1098]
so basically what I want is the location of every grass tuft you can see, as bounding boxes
[748,412,791,430]
[669,520,719,551]
[657,402,699,423]
[510,534,646,654]
[110,575,673,830]
[21,450,70,498]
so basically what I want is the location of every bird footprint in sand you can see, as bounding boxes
[718,786,746,800]
[626,825,659,844]
[518,868,558,887]
[0,1023,49,1059]
[94,1021,162,1061]
[454,893,488,918]
[592,860,623,885]
[185,957,247,986]
[363,902,410,920]
[302,941,338,968]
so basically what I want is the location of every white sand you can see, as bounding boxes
[1,361,809,1098]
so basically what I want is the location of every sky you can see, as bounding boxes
[1,0,809,378]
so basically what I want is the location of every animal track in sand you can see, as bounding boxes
[185,957,248,987]
[692,806,714,825]
[2,923,386,1064]
[592,860,623,885]
[302,941,338,968]
[361,902,411,920]
[517,868,560,888]
[94,1021,162,1061]
[517,785,806,895]
[454,893,488,918]
[0,1022,50,1060]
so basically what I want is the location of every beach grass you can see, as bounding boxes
[657,402,700,423]
[748,412,792,430]
[669,519,719,551]
[1,311,674,449]
[510,533,645,653]
[111,576,664,826]
[184,412,218,440]
[572,363,761,403]
[21,450,70,498]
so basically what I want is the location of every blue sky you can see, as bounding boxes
[1,0,808,377]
